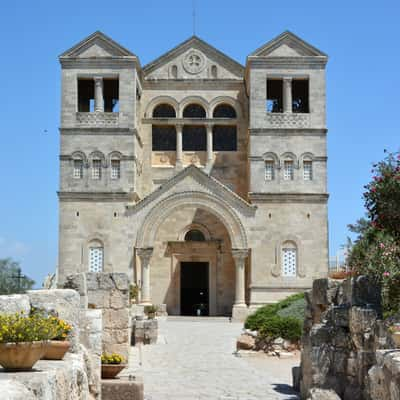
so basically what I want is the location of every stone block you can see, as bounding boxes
[85,273,99,291]
[101,377,144,400]
[27,289,80,352]
[292,366,301,392]
[312,278,329,306]
[109,273,129,291]
[63,273,87,297]
[343,276,381,311]
[0,294,30,315]
[88,289,110,309]
[103,309,129,329]
[1,380,35,400]
[307,388,341,400]
[110,289,129,309]
[237,334,255,350]
[232,305,249,321]
[310,324,331,346]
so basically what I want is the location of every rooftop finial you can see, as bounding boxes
[193,0,196,36]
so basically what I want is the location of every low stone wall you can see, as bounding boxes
[299,276,400,400]
[64,273,131,361]
[131,318,158,345]
[0,290,95,399]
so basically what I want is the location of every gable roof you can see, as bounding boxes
[143,35,244,78]
[59,31,137,59]
[249,30,327,58]
[128,165,256,215]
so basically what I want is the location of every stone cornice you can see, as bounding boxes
[249,192,329,203]
[58,191,131,202]
[249,156,327,162]
[249,128,327,136]
[143,79,244,90]
[247,57,327,69]
[59,127,143,146]
[60,58,138,69]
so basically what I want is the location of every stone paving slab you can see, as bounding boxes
[123,317,299,400]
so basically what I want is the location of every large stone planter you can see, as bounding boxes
[101,364,127,379]
[0,341,48,371]
[42,340,70,360]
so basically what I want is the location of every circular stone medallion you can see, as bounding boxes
[183,50,206,74]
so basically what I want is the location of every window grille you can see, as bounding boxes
[282,248,297,277]
[303,161,313,181]
[284,160,294,180]
[73,159,83,179]
[111,160,121,179]
[265,161,275,181]
[92,159,101,180]
[89,247,103,272]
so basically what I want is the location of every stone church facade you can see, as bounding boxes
[58,30,329,319]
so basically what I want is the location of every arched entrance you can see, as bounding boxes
[135,191,249,317]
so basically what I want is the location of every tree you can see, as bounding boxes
[0,258,35,295]
[347,150,400,315]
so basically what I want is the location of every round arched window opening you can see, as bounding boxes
[183,104,206,118]
[153,104,176,118]
[184,229,206,242]
[213,104,237,118]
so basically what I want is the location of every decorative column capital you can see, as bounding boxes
[94,76,103,84]
[206,123,214,131]
[175,123,183,131]
[283,76,292,83]
[232,249,249,262]
[136,247,153,263]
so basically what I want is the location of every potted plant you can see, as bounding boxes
[389,324,400,347]
[101,353,126,379]
[129,284,139,304]
[0,311,54,371]
[42,316,72,360]
[145,305,158,319]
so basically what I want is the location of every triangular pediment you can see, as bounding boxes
[59,31,137,59]
[143,36,244,80]
[250,31,327,58]
[128,165,255,215]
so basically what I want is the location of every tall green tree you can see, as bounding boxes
[0,258,35,295]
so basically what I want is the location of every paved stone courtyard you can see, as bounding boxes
[124,317,299,400]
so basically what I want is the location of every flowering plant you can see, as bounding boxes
[388,324,400,334]
[101,353,125,365]
[0,311,58,343]
[48,316,72,341]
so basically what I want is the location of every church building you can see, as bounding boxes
[57,30,329,319]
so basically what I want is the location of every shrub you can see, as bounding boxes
[48,316,73,341]
[244,293,305,341]
[0,311,59,343]
[129,284,139,303]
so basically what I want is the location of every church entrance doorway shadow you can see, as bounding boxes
[180,261,209,316]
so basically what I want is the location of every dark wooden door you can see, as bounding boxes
[180,262,209,316]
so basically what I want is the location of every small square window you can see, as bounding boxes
[303,161,313,181]
[92,159,102,180]
[265,161,275,181]
[111,160,121,180]
[73,159,83,179]
[283,160,294,181]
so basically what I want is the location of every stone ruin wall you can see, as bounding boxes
[299,276,400,400]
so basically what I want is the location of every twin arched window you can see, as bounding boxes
[264,156,313,181]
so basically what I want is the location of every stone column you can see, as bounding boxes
[176,124,183,168]
[232,249,248,307]
[137,248,153,305]
[206,124,213,163]
[94,76,104,112]
[283,77,292,113]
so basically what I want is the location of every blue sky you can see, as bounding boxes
[0,0,399,286]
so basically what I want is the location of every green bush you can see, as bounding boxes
[244,293,305,341]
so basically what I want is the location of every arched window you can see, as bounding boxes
[303,160,313,181]
[282,241,297,277]
[213,104,236,118]
[89,241,104,272]
[184,230,206,241]
[265,160,275,181]
[153,104,176,118]
[92,159,102,180]
[183,104,206,118]
[283,159,294,181]
[73,159,84,179]
[171,65,178,79]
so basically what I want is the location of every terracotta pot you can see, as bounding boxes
[42,340,70,360]
[0,341,48,371]
[392,332,400,347]
[101,364,127,379]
